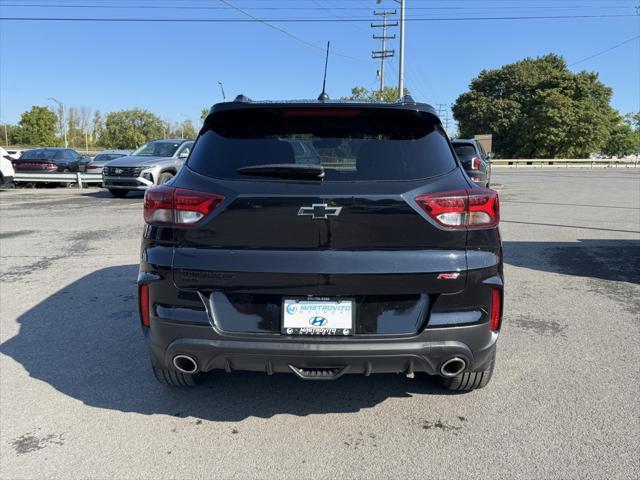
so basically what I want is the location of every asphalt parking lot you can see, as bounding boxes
[1,169,639,480]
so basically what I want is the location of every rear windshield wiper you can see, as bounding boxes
[237,164,325,179]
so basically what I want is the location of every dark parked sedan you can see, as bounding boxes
[452,139,492,187]
[12,148,87,173]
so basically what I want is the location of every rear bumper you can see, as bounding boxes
[145,320,498,377]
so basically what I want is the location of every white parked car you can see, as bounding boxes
[0,147,16,187]
[5,149,25,160]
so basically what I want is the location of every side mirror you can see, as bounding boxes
[487,152,495,159]
[178,151,189,159]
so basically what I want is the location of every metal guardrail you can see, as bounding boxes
[10,158,639,188]
[14,172,103,188]
[492,158,639,168]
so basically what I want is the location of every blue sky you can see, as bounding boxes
[1,0,639,130]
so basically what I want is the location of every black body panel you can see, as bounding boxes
[138,98,504,380]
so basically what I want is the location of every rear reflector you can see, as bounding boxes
[143,185,224,226]
[415,188,499,229]
[490,288,502,331]
[139,284,150,327]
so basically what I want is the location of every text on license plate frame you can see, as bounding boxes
[282,297,355,336]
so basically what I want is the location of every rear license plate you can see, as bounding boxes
[282,298,354,336]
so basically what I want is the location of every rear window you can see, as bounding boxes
[20,149,58,160]
[187,107,456,181]
[94,153,125,162]
[452,143,477,159]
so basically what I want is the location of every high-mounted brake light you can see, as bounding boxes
[415,188,499,229]
[471,156,482,170]
[143,185,224,226]
[490,288,502,331]
[279,108,363,117]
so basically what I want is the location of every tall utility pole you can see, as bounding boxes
[371,10,397,99]
[397,0,405,100]
[436,103,451,132]
[47,97,68,148]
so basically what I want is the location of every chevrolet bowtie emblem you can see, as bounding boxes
[297,203,342,219]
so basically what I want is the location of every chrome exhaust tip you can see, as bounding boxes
[172,355,198,374]
[440,357,466,377]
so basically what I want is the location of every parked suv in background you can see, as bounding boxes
[103,139,194,197]
[452,139,492,187]
[139,97,503,391]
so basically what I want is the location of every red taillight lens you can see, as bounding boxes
[471,156,481,170]
[139,284,150,327]
[143,185,224,226]
[490,288,502,331]
[415,188,499,229]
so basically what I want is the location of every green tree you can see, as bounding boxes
[452,54,619,158]
[602,114,639,157]
[200,107,209,122]
[92,110,105,145]
[12,106,59,146]
[341,86,409,102]
[1,123,19,146]
[101,109,165,149]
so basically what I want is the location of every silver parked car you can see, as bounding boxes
[102,139,194,198]
[85,150,130,174]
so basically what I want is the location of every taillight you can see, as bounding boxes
[139,284,150,327]
[490,288,502,331]
[471,156,481,170]
[415,188,499,229]
[143,185,224,226]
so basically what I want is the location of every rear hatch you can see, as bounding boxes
[452,142,478,170]
[167,105,471,335]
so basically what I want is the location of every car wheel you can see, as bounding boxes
[152,365,205,387]
[158,172,174,184]
[109,189,129,198]
[440,349,495,391]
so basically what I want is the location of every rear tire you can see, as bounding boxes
[152,365,205,387]
[109,189,129,198]
[440,349,496,391]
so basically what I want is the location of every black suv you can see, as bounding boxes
[139,97,503,391]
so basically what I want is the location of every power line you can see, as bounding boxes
[0,14,635,22]
[0,3,635,10]
[216,0,365,61]
[569,34,640,66]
